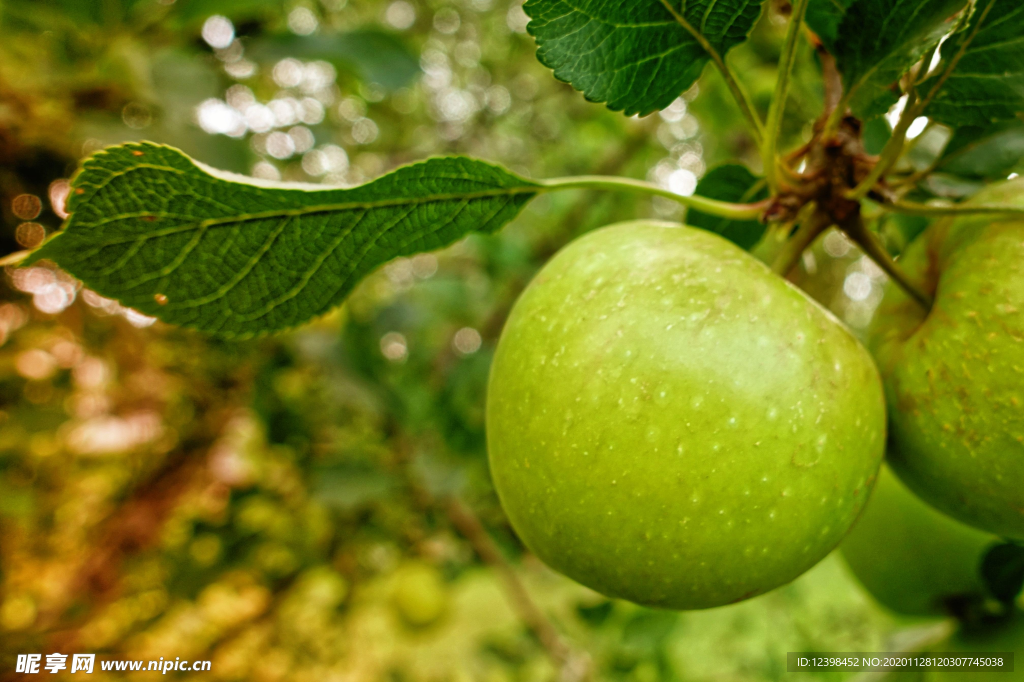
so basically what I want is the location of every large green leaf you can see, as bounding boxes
[27,143,539,338]
[938,123,1024,178]
[830,0,967,118]
[686,164,768,250]
[523,0,764,116]
[922,0,1024,128]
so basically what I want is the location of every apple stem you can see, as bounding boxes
[771,209,832,276]
[842,214,934,311]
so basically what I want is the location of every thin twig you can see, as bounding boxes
[819,48,843,119]
[842,213,933,311]
[889,158,941,189]
[847,89,918,200]
[446,499,592,682]
[763,0,811,192]
[657,0,765,146]
[818,39,848,142]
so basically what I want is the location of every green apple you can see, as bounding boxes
[840,464,997,616]
[870,178,1024,540]
[487,221,886,610]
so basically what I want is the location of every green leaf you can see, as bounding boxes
[831,0,967,118]
[686,164,768,250]
[938,123,1024,178]
[922,0,1024,128]
[805,0,856,53]
[980,542,1024,604]
[246,30,421,90]
[27,143,539,338]
[523,0,764,116]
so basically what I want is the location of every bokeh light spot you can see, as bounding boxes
[12,194,42,220]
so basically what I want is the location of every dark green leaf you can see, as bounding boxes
[938,123,1024,178]
[980,542,1024,604]
[27,143,539,338]
[922,0,1024,128]
[686,164,768,250]
[831,0,967,118]
[523,0,764,116]
[246,30,421,90]
[805,0,856,53]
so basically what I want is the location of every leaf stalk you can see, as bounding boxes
[763,0,811,193]
[847,90,918,201]
[540,176,769,220]
[657,0,765,146]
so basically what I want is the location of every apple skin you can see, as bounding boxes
[840,464,997,616]
[487,221,886,610]
[869,178,1024,540]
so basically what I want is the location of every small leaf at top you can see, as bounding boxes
[686,164,768,250]
[980,542,1024,604]
[26,143,539,339]
[829,0,967,118]
[523,0,764,117]
[938,123,1024,179]
[921,0,1024,128]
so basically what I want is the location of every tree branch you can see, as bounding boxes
[445,499,592,682]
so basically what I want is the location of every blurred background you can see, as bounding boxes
[0,0,932,679]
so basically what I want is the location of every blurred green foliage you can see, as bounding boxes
[0,0,961,679]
